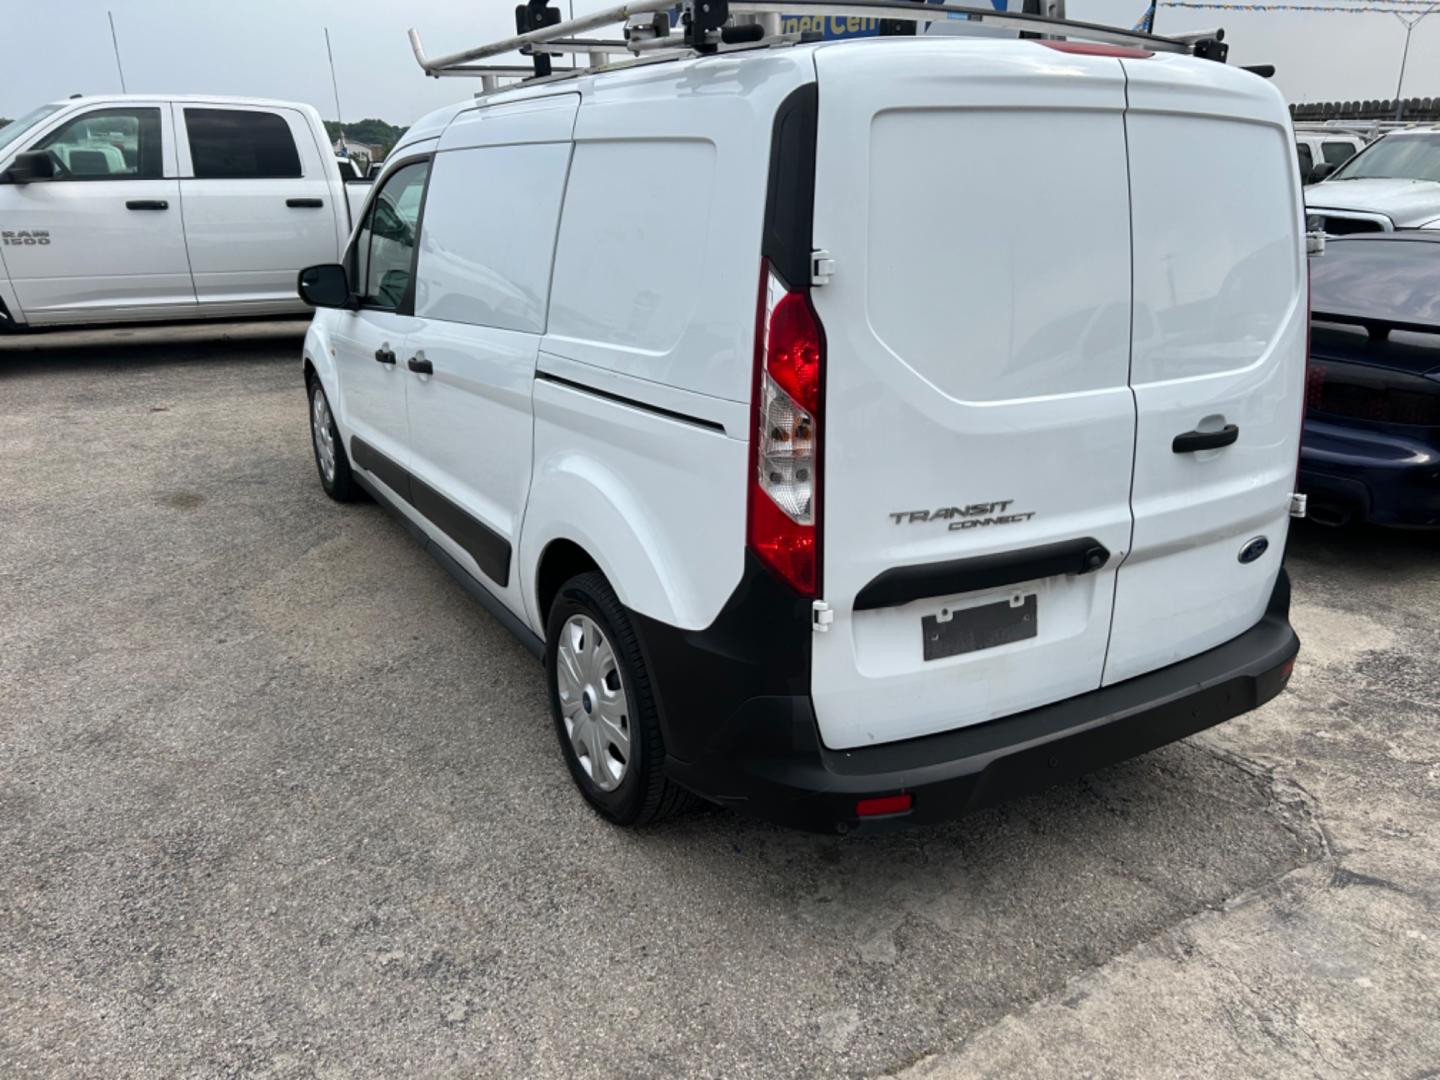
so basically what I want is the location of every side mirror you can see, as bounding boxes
[1310,161,1337,184]
[297,264,354,309]
[1,150,59,185]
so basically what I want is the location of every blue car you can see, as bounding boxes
[1301,232,1440,528]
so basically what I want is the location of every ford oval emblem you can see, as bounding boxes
[1238,536,1269,564]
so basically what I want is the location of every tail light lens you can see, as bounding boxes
[748,261,823,596]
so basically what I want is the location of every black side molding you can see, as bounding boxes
[349,435,512,587]
[352,472,542,660]
[853,537,1111,612]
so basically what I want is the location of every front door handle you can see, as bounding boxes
[126,199,169,210]
[287,197,324,208]
[407,356,433,375]
[373,347,396,365]
[1172,424,1240,453]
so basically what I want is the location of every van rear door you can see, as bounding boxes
[1102,57,1305,684]
[808,40,1137,751]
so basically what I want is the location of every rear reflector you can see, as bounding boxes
[1039,41,1153,59]
[856,793,913,817]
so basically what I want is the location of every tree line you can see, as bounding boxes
[323,119,408,158]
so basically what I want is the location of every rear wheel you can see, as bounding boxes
[307,375,359,502]
[545,572,695,825]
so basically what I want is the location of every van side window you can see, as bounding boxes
[356,159,429,310]
[413,143,571,334]
[185,108,301,179]
[1321,140,1357,166]
[35,108,163,180]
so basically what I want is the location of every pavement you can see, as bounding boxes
[1,321,1437,1079]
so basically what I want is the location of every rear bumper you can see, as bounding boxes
[655,570,1299,834]
[1299,418,1440,528]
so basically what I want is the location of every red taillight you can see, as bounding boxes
[748,259,824,596]
[1038,41,1153,59]
[856,794,913,818]
[765,290,822,414]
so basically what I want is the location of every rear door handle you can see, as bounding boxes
[373,348,396,365]
[287,198,324,208]
[407,356,433,375]
[126,200,169,211]
[1172,424,1240,453]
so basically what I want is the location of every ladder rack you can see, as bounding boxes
[408,0,1226,95]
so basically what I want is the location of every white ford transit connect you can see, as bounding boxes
[298,5,1304,833]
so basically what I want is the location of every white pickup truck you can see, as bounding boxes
[0,95,372,330]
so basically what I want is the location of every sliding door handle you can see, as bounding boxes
[287,197,324,208]
[1173,424,1239,453]
[126,199,169,211]
[373,348,396,365]
[407,356,433,375]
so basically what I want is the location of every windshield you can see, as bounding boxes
[1331,133,1440,183]
[0,104,64,155]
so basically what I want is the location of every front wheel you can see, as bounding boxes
[307,375,359,502]
[545,572,696,826]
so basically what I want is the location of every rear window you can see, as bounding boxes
[185,108,302,179]
[1311,238,1440,329]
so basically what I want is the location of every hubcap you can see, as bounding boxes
[555,614,630,792]
[311,387,336,483]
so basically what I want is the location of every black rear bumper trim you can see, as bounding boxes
[663,571,1298,833]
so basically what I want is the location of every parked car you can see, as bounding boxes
[299,32,1304,832]
[1300,231,1440,527]
[1294,130,1364,185]
[1305,129,1440,234]
[0,95,371,330]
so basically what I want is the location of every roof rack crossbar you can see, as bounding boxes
[409,0,675,75]
[410,1,1216,90]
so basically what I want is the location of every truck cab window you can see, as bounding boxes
[185,108,302,179]
[357,159,428,310]
[1321,140,1357,166]
[35,108,162,180]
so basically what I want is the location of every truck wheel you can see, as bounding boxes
[307,376,359,502]
[546,572,696,826]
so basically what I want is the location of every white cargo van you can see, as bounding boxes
[299,4,1305,832]
[0,95,370,329]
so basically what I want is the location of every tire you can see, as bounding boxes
[307,374,359,502]
[545,572,697,826]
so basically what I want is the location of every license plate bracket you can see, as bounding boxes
[922,594,1037,661]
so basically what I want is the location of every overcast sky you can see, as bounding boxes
[2,1,1436,124]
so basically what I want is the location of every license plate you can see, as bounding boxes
[922,594,1037,661]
